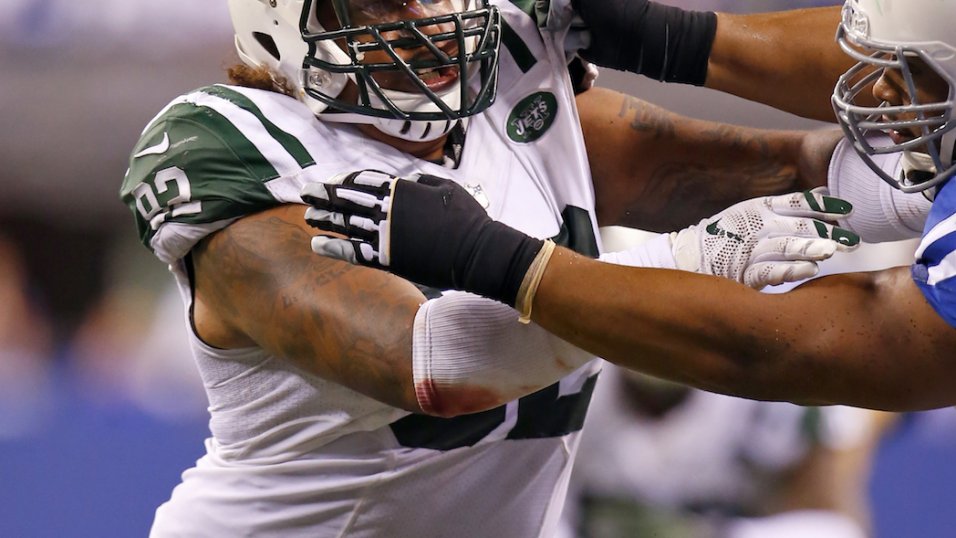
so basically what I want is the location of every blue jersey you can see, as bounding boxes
[913,177,956,328]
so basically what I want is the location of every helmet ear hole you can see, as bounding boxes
[253,32,281,61]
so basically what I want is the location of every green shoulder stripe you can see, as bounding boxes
[201,85,316,169]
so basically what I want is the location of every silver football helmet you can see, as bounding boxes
[832,0,956,193]
[228,0,500,142]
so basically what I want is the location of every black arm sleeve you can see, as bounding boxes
[572,0,717,86]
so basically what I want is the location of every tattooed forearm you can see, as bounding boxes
[618,160,794,232]
[618,96,676,139]
[698,124,776,162]
[584,87,836,232]
[610,97,805,231]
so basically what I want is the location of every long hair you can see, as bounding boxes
[226,64,295,97]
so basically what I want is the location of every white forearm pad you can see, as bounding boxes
[412,291,593,416]
[598,232,677,269]
[724,510,865,538]
[828,137,931,242]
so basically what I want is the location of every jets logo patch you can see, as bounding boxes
[507,91,558,143]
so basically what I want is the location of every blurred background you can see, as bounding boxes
[1,0,954,536]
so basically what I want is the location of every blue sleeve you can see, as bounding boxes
[912,178,956,328]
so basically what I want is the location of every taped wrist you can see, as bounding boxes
[828,137,931,242]
[412,291,593,416]
[572,0,717,85]
[515,240,557,323]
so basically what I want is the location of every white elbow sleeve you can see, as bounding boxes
[412,291,593,416]
[828,137,931,242]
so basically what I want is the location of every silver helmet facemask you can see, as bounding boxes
[832,4,956,194]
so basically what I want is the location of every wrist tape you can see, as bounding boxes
[514,233,680,324]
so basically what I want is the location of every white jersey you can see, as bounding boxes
[120,2,602,536]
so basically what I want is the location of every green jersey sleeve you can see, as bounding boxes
[119,85,316,264]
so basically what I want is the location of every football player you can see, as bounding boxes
[309,0,956,412]
[122,0,858,535]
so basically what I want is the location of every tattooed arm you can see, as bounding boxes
[191,203,425,411]
[577,87,842,230]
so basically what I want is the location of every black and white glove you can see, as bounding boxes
[301,170,542,307]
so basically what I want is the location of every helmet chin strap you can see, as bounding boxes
[901,150,938,185]
[898,129,956,200]
[319,111,459,142]
[315,83,464,142]
[900,129,956,181]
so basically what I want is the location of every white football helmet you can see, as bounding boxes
[832,0,956,193]
[228,0,500,142]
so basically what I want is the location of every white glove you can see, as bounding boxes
[670,188,860,289]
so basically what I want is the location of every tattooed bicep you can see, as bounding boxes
[195,204,421,346]
[197,205,350,294]
[193,204,423,408]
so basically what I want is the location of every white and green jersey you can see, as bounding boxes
[123,2,602,537]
